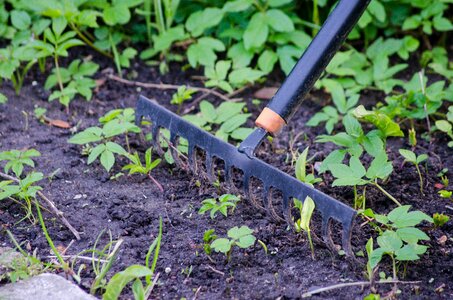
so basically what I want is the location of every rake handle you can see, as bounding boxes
[255,0,371,135]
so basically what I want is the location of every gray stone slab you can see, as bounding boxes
[0,273,98,300]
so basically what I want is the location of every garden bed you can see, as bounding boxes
[0,57,452,299]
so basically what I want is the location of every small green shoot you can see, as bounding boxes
[171,85,195,114]
[122,148,163,192]
[203,229,217,256]
[433,213,449,228]
[198,194,240,219]
[438,190,452,198]
[210,226,256,261]
[0,93,7,104]
[399,149,428,194]
[295,147,322,187]
[293,196,315,259]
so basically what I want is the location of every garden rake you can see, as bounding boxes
[136,0,371,256]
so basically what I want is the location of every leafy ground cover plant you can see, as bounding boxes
[0,149,41,178]
[203,229,217,256]
[435,106,453,148]
[398,149,428,194]
[366,206,433,280]
[171,85,195,114]
[183,100,253,142]
[293,196,315,259]
[433,213,449,228]
[68,108,141,172]
[198,194,240,219]
[328,150,400,208]
[210,225,256,261]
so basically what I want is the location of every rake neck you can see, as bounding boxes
[257,0,371,135]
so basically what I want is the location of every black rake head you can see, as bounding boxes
[135,95,356,256]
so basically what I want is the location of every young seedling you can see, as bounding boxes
[433,213,449,228]
[295,147,322,187]
[368,206,433,281]
[198,194,240,219]
[0,149,41,178]
[329,150,401,207]
[438,190,452,198]
[210,226,256,261]
[122,148,163,192]
[203,229,217,256]
[293,196,316,259]
[399,149,428,194]
[171,85,195,114]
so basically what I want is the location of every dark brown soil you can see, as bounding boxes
[0,52,452,300]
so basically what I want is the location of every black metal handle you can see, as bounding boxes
[267,0,370,121]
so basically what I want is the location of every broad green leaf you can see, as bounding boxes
[200,101,217,123]
[319,150,345,173]
[211,238,232,253]
[68,127,103,144]
[11,10,31,30]
[366,150,393,180]
[103,4,131,26]
[228,225,254,239]
[100,150,115,172]
[229,68,264,86]
[258,50,278,74]
[369,247,384,269]
[399,149,416,163]
[353,105,404,137]
[266,9,294,32]
[236,235,256,248]
[88,144,106,164]
[295,147,309,182]
[395,244,427,261]
[219,114,250,133]
[227,43,254,69]
[243,12,268,50]
[376,230,402,253]
[300,196,315,232]
[396,227,429,244]
[103,265,153,300]
[222,0,253,12]
[436,120,452,133]
[186,8,224,37]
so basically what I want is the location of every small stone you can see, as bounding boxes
[165,267,171,274]
[31,81,38,86]
[73,194,83,200]
[0,273,96,300]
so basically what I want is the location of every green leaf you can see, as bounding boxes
[266,9,294,32]
[399,149,416,163]
[268,0,292,7]
[395,244,427,261]
[226,43,254,69]
[222,0,253,12]
[187,37,225,67]
[396,227,430,244]
[227,225,254,239]
[103,4,131,26]
[366,150,393,180]
[106,142,127,155]
[52,16,67,38]
[436,120,452,133]
[300,196,315,232]
[103,265,153,300]
[236,235,256,248]
[11,10,31,30]
[88,144,106,164]
[369,247,384,269]
[0,93,7,104]
[100,150,115,172]
[258,50,278,74]
[319,150,345,173]
[376,230,402,253]
[243,12,268,50]
[68,127,103,144]
[229,68,264,86]
[353,105,404,137]
[295,147,309,182]
[388,206,433,228]
[322,79,347,114]
[186,8,224,37]
[211,238,232,254]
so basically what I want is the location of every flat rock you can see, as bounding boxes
[0,273,97,300]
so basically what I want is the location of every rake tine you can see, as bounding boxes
[282,193,292,225]
[322,217,335,251]
[224,164,231,183]
[205,154,214,181]
[151,125,164,155]
[169,132,181,164]
[267,189,285,222]
[187,144,196,172]
[341,218,354,257]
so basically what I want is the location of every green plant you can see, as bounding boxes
[170,85,195,114]
[204,60,234,93]
[68,109,143,172]
[183,100,253,142]
[295,147,321,187]
[293,196,315,259]
[433,213,449,228]
[367,206,433,280]
[0,172,43,223]
[0,149,41,177]
[203,229,217,256]
[328,150,401,208]
[398,149,428,194]
[438,190,452,198]
[44,59,99,103]
[198,194,240,219]
[307,79,360,134]
[435,106,453,148]
[402,1,453,35]
[103,218,162,300]
[210,225,256,261]
[30,17,84,107]
[122,148,163,192]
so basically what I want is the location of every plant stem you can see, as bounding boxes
[415,164,424,194]
[148,173,164,192]
[35,198,68,270]
[109,32,122,77]
[54,55,64,92]
[373,181,402,207]
[353,185,358,210]
[307,230,315,260]
[69,23,112,58]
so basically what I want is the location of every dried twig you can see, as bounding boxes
[144,272,160,300]
[302,280,421,298]
[206,265,225,276]
[0,172,81,240]
[192,286,202,300]
[46,255,109,263]
[108,74,235,102]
